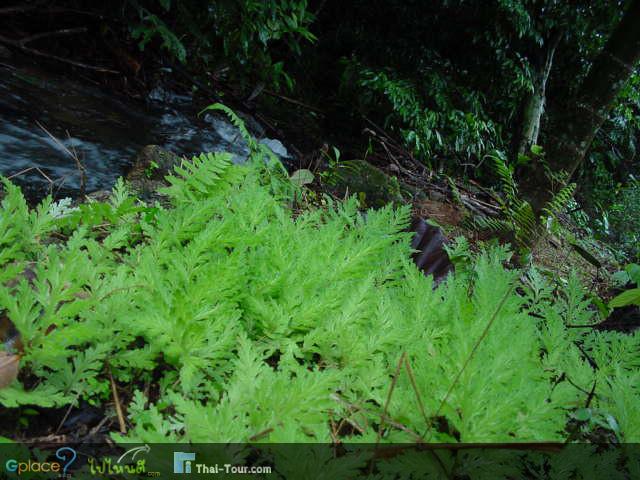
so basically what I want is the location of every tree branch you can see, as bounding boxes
[17,27,88,47]
[0,33,119,74]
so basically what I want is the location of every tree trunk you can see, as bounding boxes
[521,0,640,216]
[517,34,560,157]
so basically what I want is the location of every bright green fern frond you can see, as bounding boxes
[467,214,512,235]
[511,200,537,241]
[487,150,517,204]
[161,151,238,204]
[0,178,35,268]
[543,183,576,219]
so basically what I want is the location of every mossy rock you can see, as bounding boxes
[125,145,182,201]
[329,160,404,208]
[127,145,181,181]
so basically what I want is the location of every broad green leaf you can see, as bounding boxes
[290,169,314,186]
[612,270,631,286]
[573,408,592,422]
[625,263,640,285]
[530,144,544,156]
[609,288,640,308]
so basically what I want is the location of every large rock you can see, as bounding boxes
[259,138,290,159]
[329,160,403,208]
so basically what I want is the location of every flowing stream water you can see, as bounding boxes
[0,59,287,201]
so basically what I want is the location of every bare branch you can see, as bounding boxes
[0,34,119,74]
[18,27,87,47]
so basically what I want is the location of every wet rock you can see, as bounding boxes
[84,190,112,203]
[259,138,290,159]
[148,86,192,105]
[126,145,182,200]
[202,114,251,163]
[330,160,403,208]
[237,111,266,138]
[202,113,290,163]
[129,145,182,180]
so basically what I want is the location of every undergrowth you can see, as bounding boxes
[343,60,500,165]
[0,136,638,451]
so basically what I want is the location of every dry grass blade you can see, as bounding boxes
[425,282,516,442]
[369,351,406,474]
[7,166,56,195]
[379,351,406,442]
[34,121,87,196]
[36,120,75,159]
[107,365,127,434]
[403,356,429,430]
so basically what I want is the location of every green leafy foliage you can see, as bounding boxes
[469,151,576,251]
[607,179,640,260]
[609,289,640,308]
[131,9,187,63]
[1,140,638,445]
[289,169,314,187]
[344,61,500,164]
[609,263,640,309]
[466,151,536,247]
[577,69,640,260]
[127,0,316,87]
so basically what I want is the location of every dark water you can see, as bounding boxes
[0,61,283,201]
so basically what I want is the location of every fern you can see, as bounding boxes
[0,112,637,459]
[543,183,577,218]
[473,152,575,249]
[161,151,238,204]
[466,215,512,235]
[487,150,517,204]
[131,10,187,63]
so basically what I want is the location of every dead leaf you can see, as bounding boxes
[0,351,20,389]
[0,313,23,353]
[570,241,602,268]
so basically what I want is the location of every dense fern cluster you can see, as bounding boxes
[468,150,577,252]
[0,145,638,450]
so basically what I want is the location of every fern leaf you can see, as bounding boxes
[543,183,576,219]
[161,151,235,203]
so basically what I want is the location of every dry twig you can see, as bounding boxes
[107,365,127,434]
